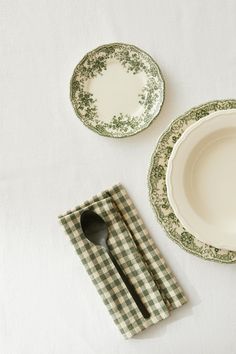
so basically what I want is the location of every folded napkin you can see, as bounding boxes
[58,184,187,338]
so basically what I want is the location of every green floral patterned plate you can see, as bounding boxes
[148,99,236,263]
[70,43,164,138]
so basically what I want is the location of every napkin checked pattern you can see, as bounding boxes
[58,184,187,338]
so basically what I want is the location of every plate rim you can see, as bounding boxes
[148,99,236,263]
[70,42,165,138]
[166,108,236,251]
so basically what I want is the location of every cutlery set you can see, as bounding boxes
[80,209,150,319]
[59,184,186,338]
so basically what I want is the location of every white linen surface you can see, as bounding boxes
[1,1,236,353]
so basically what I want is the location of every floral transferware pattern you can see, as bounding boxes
[148,99,236,263]
[70,43,164,137]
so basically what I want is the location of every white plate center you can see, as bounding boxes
[86,60,147,123]
[184,128,236,232]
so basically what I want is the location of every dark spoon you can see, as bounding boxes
[80,209,150,319]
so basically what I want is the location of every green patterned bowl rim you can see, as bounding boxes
[70,42,165,138]
[148,99,236,264]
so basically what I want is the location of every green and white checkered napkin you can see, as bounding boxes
[58,184,187,338]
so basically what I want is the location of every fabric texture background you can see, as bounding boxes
[2,0,236,352]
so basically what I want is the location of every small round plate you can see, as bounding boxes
[166,109,236,251]
[70,43,164,138]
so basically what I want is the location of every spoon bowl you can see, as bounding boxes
[80,210,108,249]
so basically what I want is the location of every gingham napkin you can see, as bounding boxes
[58,184,187,338]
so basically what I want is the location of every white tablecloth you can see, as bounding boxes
[1,1,236,353]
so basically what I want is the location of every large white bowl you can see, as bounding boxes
[166,109,236,251]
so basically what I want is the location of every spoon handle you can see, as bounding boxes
[108,250,150,319]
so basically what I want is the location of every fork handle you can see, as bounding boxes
[108,250,150,319]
